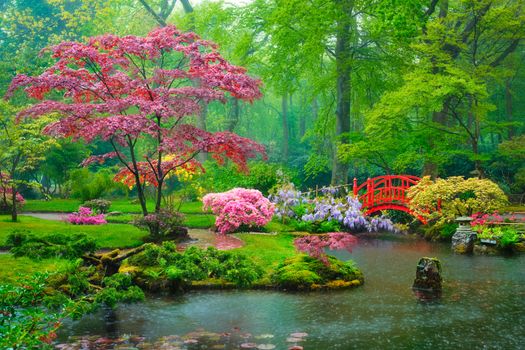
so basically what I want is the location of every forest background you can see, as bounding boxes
[1,0,524,202]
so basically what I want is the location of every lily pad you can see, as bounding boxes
[240,343,258,349]
[286,337,304,342]
[290,332,308,338]
[257,344,276,350]
[255,334,274,339]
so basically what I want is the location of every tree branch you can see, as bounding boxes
[138,0,168,27]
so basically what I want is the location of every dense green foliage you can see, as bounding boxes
[191,161,297,195]
[7,231,97,259]
[128,243,264,288]
[0,273,67,349]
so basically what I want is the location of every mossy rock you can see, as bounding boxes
[325,279,362,289]
[453,243,468,254]
[118,265,140,275]
[512,242,525,253]
[474,244,501,255]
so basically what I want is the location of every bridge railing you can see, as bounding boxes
[353,175,421,208]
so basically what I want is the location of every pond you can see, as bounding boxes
[57,238,525,349]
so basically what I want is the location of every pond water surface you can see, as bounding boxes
[57,238,525,349]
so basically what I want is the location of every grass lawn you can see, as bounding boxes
[235,232,298,273]
[23,198,205,214]
[0,215,146,249]
[504,204,525,213]
[0,255,68,284]
[106,212,216,228]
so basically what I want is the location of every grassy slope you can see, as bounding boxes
[0,215,146,248]
[235,232,297,273]
[0,255,67,284]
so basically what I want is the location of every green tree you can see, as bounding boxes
[0,101,55,221]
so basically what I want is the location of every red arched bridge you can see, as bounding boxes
[353,175,427,224]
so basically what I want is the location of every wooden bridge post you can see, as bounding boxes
[366,178,372,207]
[353,178,358,197]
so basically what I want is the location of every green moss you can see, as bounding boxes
[273,268,322,289]
[234,233,297,273]
[272,254,363,290]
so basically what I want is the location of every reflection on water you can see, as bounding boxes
[58,239,525,349]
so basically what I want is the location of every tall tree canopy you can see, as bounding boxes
[7,25,266,229]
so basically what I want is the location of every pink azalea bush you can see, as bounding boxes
[202,188,275,234]
[67,207,107,225]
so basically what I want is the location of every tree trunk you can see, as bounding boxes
[127,140,149,216]
[197,101,208,163]
[226,97,240,131]
[331,0,353,185]
[422,0,449,179]
[281,93,290,162]
[422,108,447,178]
[82,246,146,277]
[311,96,318,121]
[11,185,17,222]
[505,78,514,139]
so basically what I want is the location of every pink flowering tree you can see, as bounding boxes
[202,188,275,234]
[7,26,265,234]
[0,173,25,215]
[294,232,358,265]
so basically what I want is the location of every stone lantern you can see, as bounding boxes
[451,216,476,254]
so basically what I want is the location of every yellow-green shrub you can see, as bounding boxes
[408,176,507,226]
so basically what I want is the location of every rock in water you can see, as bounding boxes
[412,257,442,299]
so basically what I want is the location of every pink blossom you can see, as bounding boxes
[202,188,274,234]
[294,232,357,265]
[67,206,107,225]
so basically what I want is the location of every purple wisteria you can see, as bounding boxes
[270,184,395,233]
[268,183,306,220]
